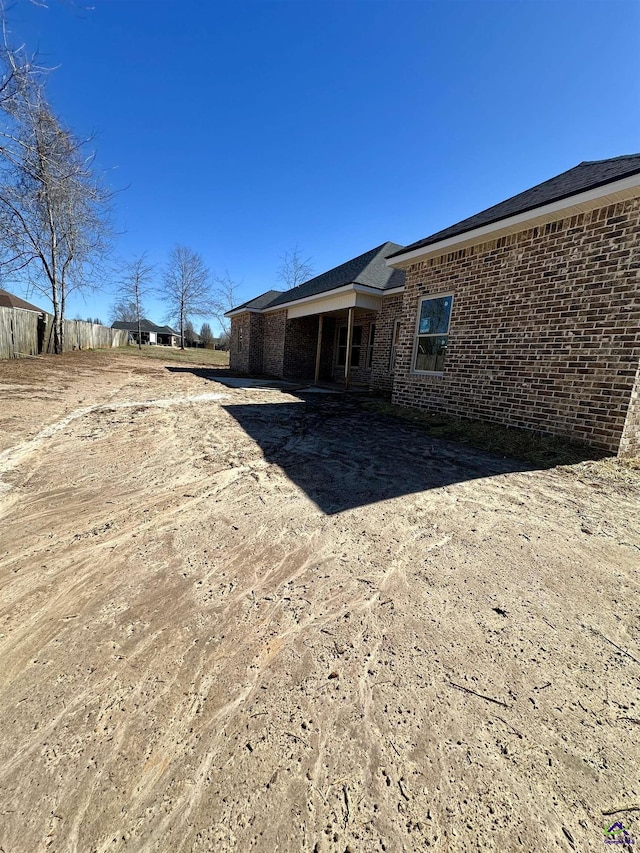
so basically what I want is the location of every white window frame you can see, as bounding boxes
[411,292,453,376]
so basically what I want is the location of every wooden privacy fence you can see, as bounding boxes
[57,318,129,352]
[0,306,129,359]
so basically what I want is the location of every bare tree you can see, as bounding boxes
[112,253,154,350]
[277,244,313,290]
[0,36,113,353]
[110,299,139,324]
[160,245,211,350]
[211,270,240,338]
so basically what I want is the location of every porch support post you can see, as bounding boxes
[314,314,324,384]
[344,306,354,390]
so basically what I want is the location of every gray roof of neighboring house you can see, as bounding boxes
[266,242,406,308]
[387,154,640,258]
[112,319,180,335]
[229,289,285,313]
[0,288,46,313]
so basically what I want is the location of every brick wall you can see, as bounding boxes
[229,314,250,373]
[229,313,264,374]
[262,310,286,376]
[371,293,403,393]
[392,197,640,454]
[248,314,264,374]
[283,315,320,380]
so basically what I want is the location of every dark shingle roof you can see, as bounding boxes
[267,242,406,308]
[387,154,640,259]
[228,289,284,313]
[0,288,46,313]
[157,325,180,336]
[112,318,168,333]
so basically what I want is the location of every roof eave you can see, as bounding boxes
[263,281,396,313]
[224,306,265,318]
[387,172,640,268]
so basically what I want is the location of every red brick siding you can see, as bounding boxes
[229,313,264,374]
[262,310,286,376]
[392,198,640,454]
[229,313,250,373]
[370,293,403,393]
[283,315,320,380]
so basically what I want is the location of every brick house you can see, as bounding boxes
[226,242,406,392]
[112,319,181,347]
[227,154,640,456]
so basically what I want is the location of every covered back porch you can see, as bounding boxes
[280,287,384,389]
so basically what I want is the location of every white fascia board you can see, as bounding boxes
[352,283,392,297]
[224,307,263,318]
[381,285,405,296]
[386,173,640,268]
[263,282,355,312]
[263,281,386,313]
[234,282,401,317]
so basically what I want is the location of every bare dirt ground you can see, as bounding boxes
[0,350,639,853]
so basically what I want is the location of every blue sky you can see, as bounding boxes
[6,0,639,330]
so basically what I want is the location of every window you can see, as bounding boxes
[413,294,453,373]
[366,324,376,368]
[337,325,362,367]
[389,318,401,372]
[238,326,243,352]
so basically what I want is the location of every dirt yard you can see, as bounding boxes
[0,350,639,852]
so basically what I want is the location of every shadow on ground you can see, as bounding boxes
[164,366,606,514]
[221,396,535,514]
[165,366,233,380]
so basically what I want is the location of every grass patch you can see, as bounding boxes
[111,346,229,367]
[360,398,610,467]
[575,455,640,487]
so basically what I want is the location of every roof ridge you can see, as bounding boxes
[579,153,640,166]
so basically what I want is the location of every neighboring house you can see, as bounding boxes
[0,288,46,314]
[226,154,640,456]
[156,325,182,347]
[111,319,181,347]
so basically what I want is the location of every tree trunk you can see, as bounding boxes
[52,288,62,354]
